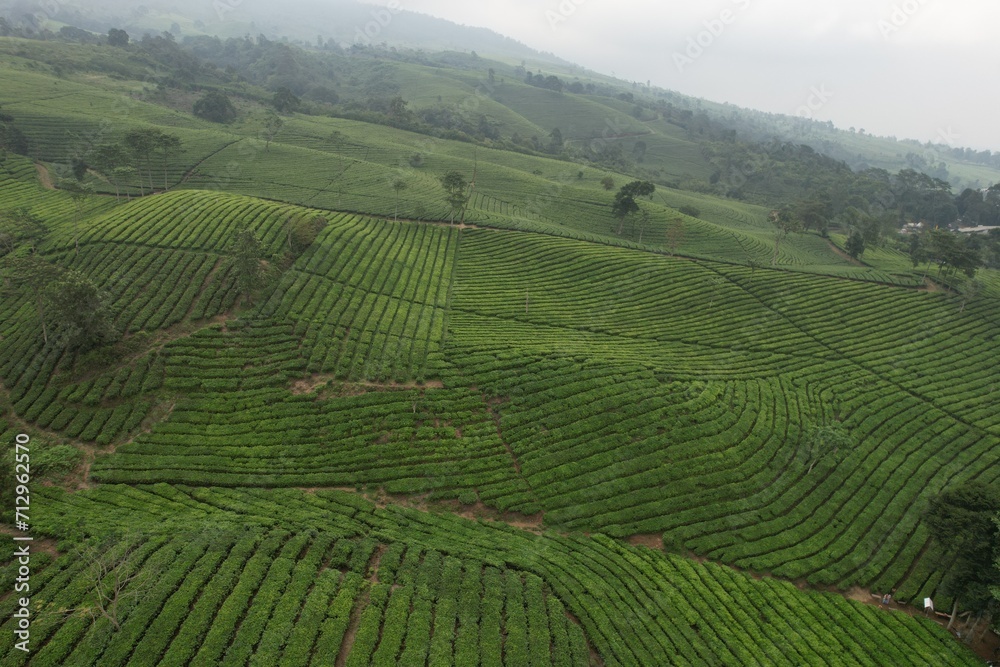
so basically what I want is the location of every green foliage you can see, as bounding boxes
[846,229,866,259]
[924,483,1000,613]
[0,207,46,255]
[271,87,300,114]
[1,33,1000,667]
[42,268,118,351]
[611,180,655,234]
[228,225,265,305]
[440,170,470,223]
[193,90,237,124]
[4,486,979,666]
[801,423,855,474]
[284,214,326,257]
[107,28,129,47]
[0,110,28,155]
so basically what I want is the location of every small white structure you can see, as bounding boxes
[957,225,997,235]
[923,598,934,614]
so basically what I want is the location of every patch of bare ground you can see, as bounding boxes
[626,533,662,550]
[335,586,371,667]
[34,162,54,189]
[0,525,59,558]
[383,490,546,533]
[921,275,950,293]
[826,239,866,267]
[290,374,444,397]
[306,486,546,534]
[384,216,489,231]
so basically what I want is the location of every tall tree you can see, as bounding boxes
[439,171,469,224]
[770,206,803,266]
[92,144,131,201]
[123,129,158,193]
[2,254,59,344]
[845,229,866,260]
[0,208,47,256]
[391,178,408,222]
[59,180,93,255]
[155,132,182,190]
[229,226,265,306]
[611,180,655,235]
[262,111,284,152]
[272,87,301,114]
[801,423,854,475]
[106,28,129,47]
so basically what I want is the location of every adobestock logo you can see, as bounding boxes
[673,0,753,73]
[546,0,589,31]
[877,0,930,39]
[354,1,403,45]
[796,85,834,119]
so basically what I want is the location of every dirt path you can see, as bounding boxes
[35,162,55,189]
[922,276,948,293]
[289,375,444,396]
[826,239,866,266]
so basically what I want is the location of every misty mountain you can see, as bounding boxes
[0,0,559,63]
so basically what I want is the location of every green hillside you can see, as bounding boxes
[0,30,996,667]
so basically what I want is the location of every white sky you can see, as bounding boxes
[371,0,1000,152]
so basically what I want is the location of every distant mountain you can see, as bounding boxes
[0,0,559,63]
[2,0,998,191]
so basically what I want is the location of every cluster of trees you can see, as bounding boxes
[524,72,565,92]
[907,228,992,278]
[955,184,1000,227]
[1,212,116,351]
[3,253,119,352]
[231,214,327,304]
[923,482,1000,639]
[0,110,28,156]
[87,129,183,198]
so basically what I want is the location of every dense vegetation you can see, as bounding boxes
[0,13,997,666]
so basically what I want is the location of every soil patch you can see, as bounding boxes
[290,375,445,397]
[826,239,866,267]
[34,162,55,190]
[626,533,662,550]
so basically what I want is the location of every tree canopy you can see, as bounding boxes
[611,181,655,235]
[924,482,1000,625]
[193,90,237,124]
[439,171,470,224]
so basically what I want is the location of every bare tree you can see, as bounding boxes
[51,534,156,630]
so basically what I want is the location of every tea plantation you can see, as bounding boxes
[0,46,996,665]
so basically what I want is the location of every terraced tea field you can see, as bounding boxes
[0,483,976,667]
[0,45,995,665]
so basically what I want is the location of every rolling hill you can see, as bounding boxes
[0,27,997,667]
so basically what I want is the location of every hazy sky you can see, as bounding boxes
[370,0,1000,152]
